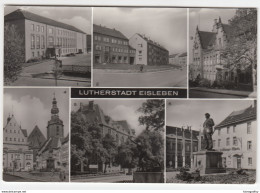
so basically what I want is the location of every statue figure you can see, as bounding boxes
[203,113,215,150]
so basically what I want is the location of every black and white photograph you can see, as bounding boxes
[166,99,256,183]
[4,6,92,87]
[3,88,70,182]
[93,7,187,87]
[189,8,257,98]
[70,99,164,183]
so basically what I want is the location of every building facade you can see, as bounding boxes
[178,52,187,66]
[36,95,68,171]
[93,24,136,65]
[3,115,33,171]
[169,54,179,65]
[166,126,200,169]
[213,101,257,170]
[4,9,87,62]
[129,33,169,66]
[74,101,135,173]
[190,17,253,91]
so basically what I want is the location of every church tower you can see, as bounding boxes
[47,94,64,139]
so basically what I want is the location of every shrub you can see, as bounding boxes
[198,78,211,88]
[27,57,41,63]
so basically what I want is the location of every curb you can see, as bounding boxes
[190,88,251,97]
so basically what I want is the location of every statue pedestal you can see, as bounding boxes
[192,150,226,175]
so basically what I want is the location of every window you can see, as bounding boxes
[31,35,35,49]
[48,36,54,46]
[5,137,7,141]
[218,129,221,136]
[213,140,216,148]
[36,25,40,32]
[48,28,53,34]
[31,24,34,31]
[32,52,34,57]
[233,137,238,146]
[247,122,252,134]
[218,139,221,147]
[227,127,230,134]
[26,155,31,160]
[10,138,12,141]
[36,36,40,49]
[248,157,252,166]
[95,45,101,50]
[41,26,44,32]
[247,141,252,150]
[139,50,142,54]
[41,36,45,48]
[233,125,236,133]
[22,139,24,142]
[226,138,230,146]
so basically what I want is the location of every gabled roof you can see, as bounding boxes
[179,52,187,57]
[166,126,199,140]
[93,24,128,40]
[28,125,46,149]
[137,33,168,52]
[215,105,256,129]
[169,54,178,58]
[198,31,216,49]
[38,137,61,154]
[62,133,69,144]
[5,9,86,34]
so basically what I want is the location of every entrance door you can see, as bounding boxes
[237,158,241,169]
[47,159,55,169]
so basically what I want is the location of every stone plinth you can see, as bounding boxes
[192,150,226,175]
[133,172,164,183]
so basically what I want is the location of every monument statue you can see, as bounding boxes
[203,113,215,150]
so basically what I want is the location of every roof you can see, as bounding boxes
[62,133,69,144]
[93,24,128,40]
[166,126,199,140]
[38,137,61,154]
[137,33,168,52]
[5,9,86,34]
[28,125,46,149]
[169,54,178,58]
[215,105,256,129]
[222,24,232,38]
[179,52,187,57]
[198,31,216,49]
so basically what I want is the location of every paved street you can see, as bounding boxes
[189,90,246,98]
[3,173,41,182]
[8,54,91,86]
[93,68,187,87]
[72,174,133,183]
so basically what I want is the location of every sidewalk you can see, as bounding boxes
[190,87,255,98]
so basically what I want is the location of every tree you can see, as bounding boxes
[4,24,25,85]
[221,8,257,91]
[138,99,165,131]
[102,134,117,173]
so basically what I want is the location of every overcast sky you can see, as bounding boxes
[94,7,187,54]
[4,6,92,34]
[189,8,237,61]
[4,88,70,138]
[71,99,154,136]
[167,100,255,131]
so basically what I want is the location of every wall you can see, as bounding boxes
[129,34,148,65]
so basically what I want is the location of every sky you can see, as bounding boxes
[4,88,70,138]
[167,99,255,131]
[189,8,237,61]
[71,99,152,136]
[4,6,92,34]
[94,7,187,54]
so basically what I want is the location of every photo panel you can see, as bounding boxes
[3,88,70,182]
[188,8,257,99]
[4,6,92,87]
[93,7,188,88]
[166,99,256,184]
[70,99,165,183]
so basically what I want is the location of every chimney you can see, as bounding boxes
[89,101,94,111]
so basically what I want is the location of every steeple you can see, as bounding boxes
[51,93,59,119]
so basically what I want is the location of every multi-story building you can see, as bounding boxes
[166,126,200,169]
[36,95,68,171]
[178,52,187,66]
[190,17,253,90]
[74,101,135,173]
[3,114,33,171]
[213,101,257,169]
[169,54,179,65]
[129,33,169,66]
[86,34,91,53]
[4,9,87,62]
[93,24,136,65]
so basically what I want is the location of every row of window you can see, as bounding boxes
[213,138,252,150]
[31,35,76,49]
[218,122,252,135]
[31,24,76,37]
[5,137,25,142]
[5,129,20,134]
[95,45,135,53]
[94,35,128,45]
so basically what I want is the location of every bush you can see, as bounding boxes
[176,170,192,181]
[27,57,41,63]
[198,78,211,88]
[222,81,237,90]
